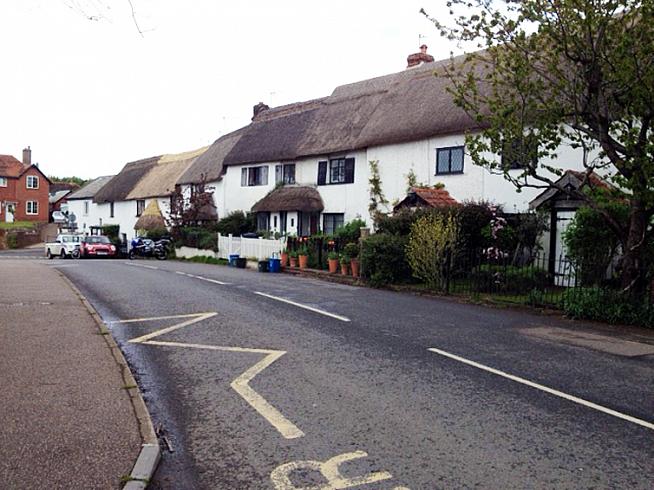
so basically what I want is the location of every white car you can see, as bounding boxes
[45,234,82,259]
[52,211,67,224]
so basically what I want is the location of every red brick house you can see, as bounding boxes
[0,147,51,223]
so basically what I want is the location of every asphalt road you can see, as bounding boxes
[50,257,654,489]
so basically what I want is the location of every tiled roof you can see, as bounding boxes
[0,155,27,178]
[411,187,459,207]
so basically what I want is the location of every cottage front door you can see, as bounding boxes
[5,202,16,223]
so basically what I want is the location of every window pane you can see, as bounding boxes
[437,149,450,174]
[450,148,464,173]
[284,164,295,184]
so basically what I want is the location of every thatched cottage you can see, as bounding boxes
[72,147,208,242]
[176,47,587,237]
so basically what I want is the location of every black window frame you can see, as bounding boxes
[318,157,355,185]
[109,201,114,218]
[435,146,465,175]
[136,199,145,217]
[322,213,345,235]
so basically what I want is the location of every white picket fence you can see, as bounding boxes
[217,233,286,261]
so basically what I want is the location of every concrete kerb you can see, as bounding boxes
[56,271,161,489]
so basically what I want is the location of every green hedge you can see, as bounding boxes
[469,265,551,294]
[176,227,217,251]
[360,233,411,287]
[563,287,654,327]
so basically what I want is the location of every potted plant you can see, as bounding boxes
[298,246,309,269]
[280,248,289,267]
[289,250,299,267]
[327,251,339,273]
[339,253,349,275]
[344,242,360,277]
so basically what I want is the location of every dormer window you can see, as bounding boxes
[26,175,39,189]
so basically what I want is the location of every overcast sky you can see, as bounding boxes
[0,0,460,179]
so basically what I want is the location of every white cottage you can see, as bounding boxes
[178,47,593,238]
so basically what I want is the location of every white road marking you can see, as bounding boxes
[142,340,304,439]
[123,262,158,270]
[48,264,79,268]
[121,311,303,439]
[271,450,400,489]
[174,270,229,285]
[127,312,217,343]
[254,291,351,322]
[428,347,654,431]
[108,312,211,324]
[195,275,229,285]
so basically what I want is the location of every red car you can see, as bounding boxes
[80,235,117,258]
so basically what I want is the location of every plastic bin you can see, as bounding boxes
[235,257,247,269]
[258,260,270,272]
[268,257,281,273]
[229,254,239,267]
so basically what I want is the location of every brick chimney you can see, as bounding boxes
[252,102,270,120]
[22,146,31,166]
[407,44,435,68]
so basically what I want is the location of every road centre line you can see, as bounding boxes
[141,339,304,439]
[254,291,351,322]
[123,262,158,270]
[174,270,229,285]
[428,347,654,431]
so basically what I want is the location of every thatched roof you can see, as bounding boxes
[127,147,207,200]
[68,175,114,200]
[94,147,207,203]
[176,129,245,185]
[217,54,479,169]
[94,157,160,203]
[134,200,167,230]
[251,186,324,213]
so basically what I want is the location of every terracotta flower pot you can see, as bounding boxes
[328,258,339,273]
[281,252,289,267]
[350,258,359,277]
[298,254,308,269]
[289,256,298,267]
[340,262,349,275]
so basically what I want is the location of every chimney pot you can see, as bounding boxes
[22,146,31,166]
[252,102,270,120]
[407,45,435,68]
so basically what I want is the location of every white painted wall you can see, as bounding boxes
[367,133,593,214]
[72,131,600,241]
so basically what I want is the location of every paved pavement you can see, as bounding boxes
[51,257,654,489]
[0,259,142,489]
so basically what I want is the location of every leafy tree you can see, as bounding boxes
[215,211,257,236]
[168,178,216,234]
[406,213,459,289]
[423,0,654,295]
[49,176,87,187]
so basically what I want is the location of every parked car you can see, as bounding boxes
[45,234,82,259]
[51,211,67,224]
[80,235,117,258]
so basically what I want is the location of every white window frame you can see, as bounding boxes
[26,175,39,189]
[0,177,7,187]
[26,201,38,215]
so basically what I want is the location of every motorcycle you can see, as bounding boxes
[128,237,170,260]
